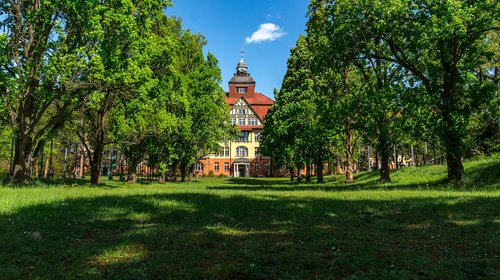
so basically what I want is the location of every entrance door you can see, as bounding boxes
[238,165,246,177]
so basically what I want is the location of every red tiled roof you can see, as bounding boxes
[225,92,274,105]
[225,92,274,121]
[252,106,272,122]
[239,125,264,131]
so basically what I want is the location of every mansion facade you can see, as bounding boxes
[196,57,274,177]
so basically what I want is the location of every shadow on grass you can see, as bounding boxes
[1,191,498,279]
[11,177,119,189]
[229,177,299,186]
[463,159,500,187]
[212,161,500,192]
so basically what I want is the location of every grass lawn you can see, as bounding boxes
[1,157,499,279]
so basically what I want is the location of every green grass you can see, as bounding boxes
[1,157,499,279]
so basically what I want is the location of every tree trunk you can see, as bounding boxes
[38,147,45,178]
[316,157,324,183]
[79,146,85,178]
[379,144,391,182]
[394,145,398,169]
[89,134,104,185]
[305,163,311,182]
[446,154,463,182]
[126,150,141,184]
[289,168,294,182]
[89,141,104,185]
[169,161,178,182]
[12,132,34,184]
[345,126,355,183]
[180,162,187,182]
[424,143,428,165]
[89,157,101,185]
[442,89,465,181]
[44,158,50,178]
[126,157,139,183]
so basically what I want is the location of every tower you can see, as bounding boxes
[228,51,256,98]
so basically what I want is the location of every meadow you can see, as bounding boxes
[0,157,499,279]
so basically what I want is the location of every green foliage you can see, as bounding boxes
[306,0,500,182]
[262,35,332,180]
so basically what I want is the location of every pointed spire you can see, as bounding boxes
[237,50,248,74]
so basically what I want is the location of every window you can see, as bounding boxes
[248,118,258,126]
[238,108,246,115]
[238,118,246,126]
[280,165,288,171]
[254,132,261,142]
[255,147,261,157]
[237,87,247,93]
[264,163,270,172]
[224,162,229,171]
[237,131,249,142]
[254,162,259,173]
[218,147,229,157]
[214,162,219,171]
[194,162,203,171]
[231,118,236,125]
[236,146,248,157]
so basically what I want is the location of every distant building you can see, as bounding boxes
[197,56,274,177]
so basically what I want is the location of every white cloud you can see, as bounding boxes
[245,23,286,44]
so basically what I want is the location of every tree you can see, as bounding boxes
[74,0,169,184]
[0,0,105,183]
[262,35,331,183]
[308,0,500,182]
[172,34,235,182]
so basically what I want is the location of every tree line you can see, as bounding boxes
[0,0,235,184]
[261,0,500,183]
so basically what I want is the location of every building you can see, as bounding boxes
[196,56,274,177]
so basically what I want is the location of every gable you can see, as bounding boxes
[230,97,262,123]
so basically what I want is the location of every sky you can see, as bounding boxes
[165,1,309,99]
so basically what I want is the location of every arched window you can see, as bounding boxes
[236,146,248,157]
[194,162,203,171]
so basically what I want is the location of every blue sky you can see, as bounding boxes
[165,1,309,99]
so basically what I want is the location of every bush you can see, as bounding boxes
[208,170,215,178]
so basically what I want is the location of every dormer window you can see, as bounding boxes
[237,87,247,93]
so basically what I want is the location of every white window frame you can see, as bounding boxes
[214,162,219,171]
[236,146,248,157]
[194,162,203,171]
[254,133,261,142]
